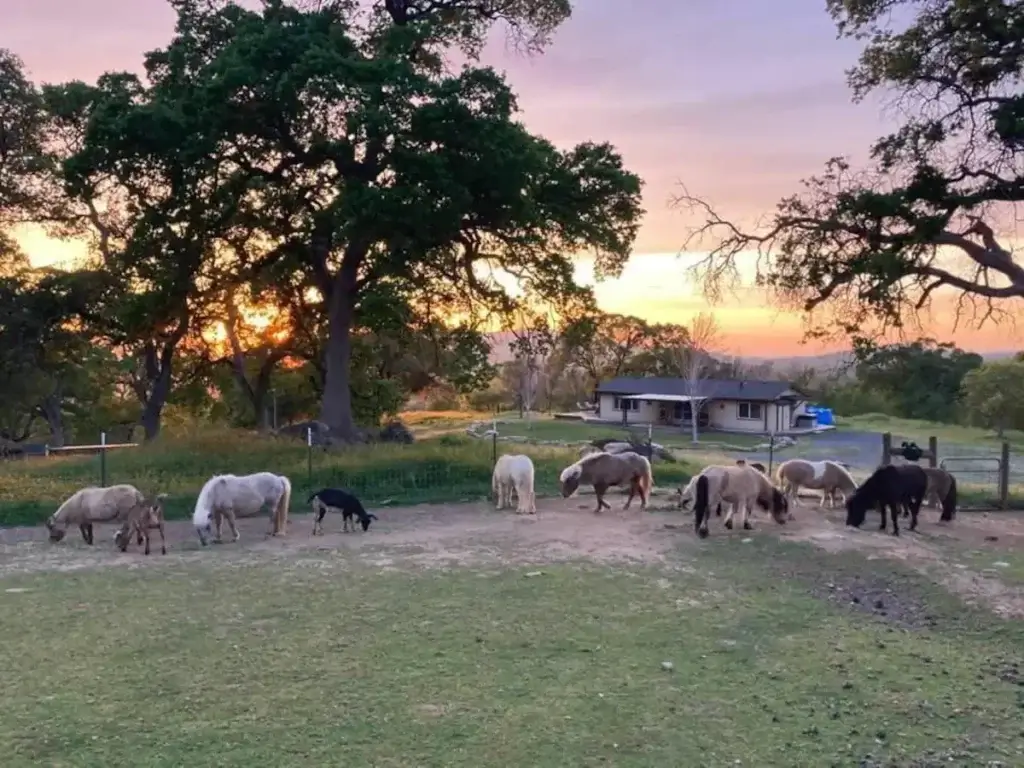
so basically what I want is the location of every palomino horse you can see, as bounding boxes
[690,464,789,538]
[45,484,148,545]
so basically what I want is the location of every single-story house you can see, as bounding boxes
[593,376,810,434]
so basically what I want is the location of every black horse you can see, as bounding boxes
[845,464,927,536]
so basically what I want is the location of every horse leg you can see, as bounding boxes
[623,480,637,510]
[85,523,94,545]
[723,500,736,530]
[877,503,888,532]
[214,510,224,543]
[143,528,151,556]
[907,494,923,533]
[79,523,90,544]
[157,520,166,555]
[225,510,240,542]
[742,501,753,530]
[889,502,900,536]
[594,483,609,513]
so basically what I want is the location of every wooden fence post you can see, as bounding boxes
[999,441,1010,510]
[881,432,892,465]
[928,436,938,468]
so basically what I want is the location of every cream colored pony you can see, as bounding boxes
[45,484,148,545]
[192,472,292,546]
[690,464,789,538]
[492,454,537,515]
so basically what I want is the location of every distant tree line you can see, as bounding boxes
[790,340,1024,435]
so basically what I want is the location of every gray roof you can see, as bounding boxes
[594,376,806,402]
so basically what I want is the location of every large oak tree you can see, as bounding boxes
[676,0,1024,342]
[149,0,642,441]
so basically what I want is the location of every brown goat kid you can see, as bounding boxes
[114,494,169,555]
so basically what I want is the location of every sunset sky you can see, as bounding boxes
[8,0,1024,356]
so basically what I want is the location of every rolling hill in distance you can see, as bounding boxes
[483,331,1018,373]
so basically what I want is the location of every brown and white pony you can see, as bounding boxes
[776,459,857,509]
[559,451,653,513]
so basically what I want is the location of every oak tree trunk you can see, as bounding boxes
[40,394,65,448]
[319,259,360,441]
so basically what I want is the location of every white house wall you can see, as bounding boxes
[596,394,656,424]
[596,394,802,433]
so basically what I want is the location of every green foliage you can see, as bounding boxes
[0,1,641,441]
[962,359,1024,435]
[851,339,982,422]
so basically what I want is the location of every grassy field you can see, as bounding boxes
[1,533,1022,767]
[0,428,703,526]
[840,413,1024,450]
[483,416,769,450]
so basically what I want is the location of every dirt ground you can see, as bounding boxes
[2,491,1023,617]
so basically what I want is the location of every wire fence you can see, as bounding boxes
[0,425,700,525]
[5,423,1024,526]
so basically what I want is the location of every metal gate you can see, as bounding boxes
[939,455,1007,510]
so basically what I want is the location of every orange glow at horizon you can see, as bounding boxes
[16,220,1024,358]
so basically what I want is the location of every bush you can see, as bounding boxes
[0,428,697,526]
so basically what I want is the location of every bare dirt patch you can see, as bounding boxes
[0,496,685,578]
[778,501,1024,619]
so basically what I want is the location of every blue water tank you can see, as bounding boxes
[814,407,835,426]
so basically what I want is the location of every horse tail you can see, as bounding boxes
[275,475,292,535]
[940,473,957,521]
[638,457,653,506]
[694,474,710,538]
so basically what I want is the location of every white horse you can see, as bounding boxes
[192,472,292,546]
[492,454,536,515]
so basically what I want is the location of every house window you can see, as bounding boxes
[613,397,639,411]
[737,401,763,421]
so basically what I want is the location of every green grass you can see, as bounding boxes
[839,413,1024,450]
[0,428,700,526]
[487,415,769,450]
[1,539,1022,766]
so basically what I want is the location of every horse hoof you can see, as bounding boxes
[697,527,709,539]
[743,521,752,530]
[724,520,733,530]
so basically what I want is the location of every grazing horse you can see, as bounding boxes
[192,472,292,546]
[559,451,653,513]
[776,459,858,509]
[691,464,789,539]
[679,459,768,517]
[911,467,957,522]
[45,484,148,545]
[846,464,927,536]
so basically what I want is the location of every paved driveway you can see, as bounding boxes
[735,429,884,471]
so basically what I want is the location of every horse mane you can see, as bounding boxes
[193,475,226,526]
[827,460,857,488]
[559,451,607,482]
